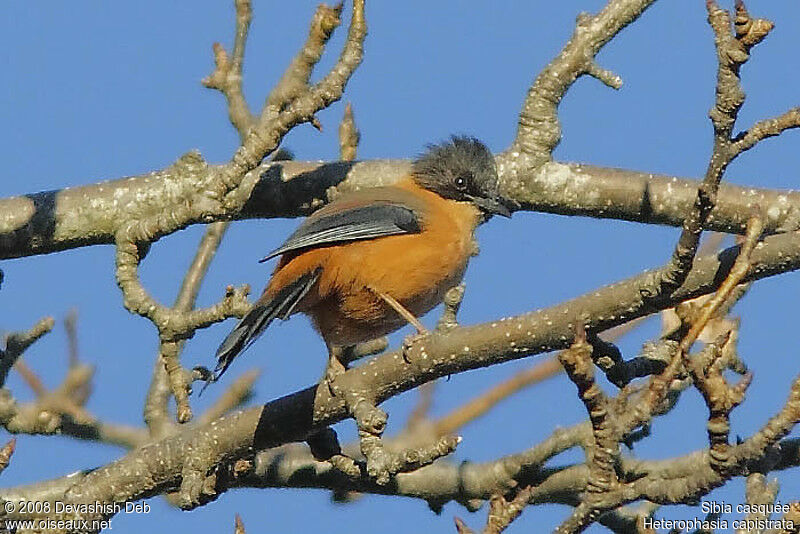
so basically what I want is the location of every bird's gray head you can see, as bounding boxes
[412,136,512,218]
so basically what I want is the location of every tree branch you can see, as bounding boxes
[5,158,800,261]
[5,226,800,522]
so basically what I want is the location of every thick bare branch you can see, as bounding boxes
[4,227,800,521]
[6,157,800,261]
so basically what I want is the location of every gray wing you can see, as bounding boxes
[260,202,422,262]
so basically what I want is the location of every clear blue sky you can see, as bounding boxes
[1,1,799,532]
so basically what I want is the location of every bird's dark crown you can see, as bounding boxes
[412,137,506,216]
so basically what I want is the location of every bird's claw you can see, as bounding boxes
[323,353,347,397]
[402,332,429,363]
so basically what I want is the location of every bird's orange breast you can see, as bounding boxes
[264,178,481,347]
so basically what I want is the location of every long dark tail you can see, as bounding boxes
[209,268,321,384]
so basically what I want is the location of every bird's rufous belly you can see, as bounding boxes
[306,224,474,347]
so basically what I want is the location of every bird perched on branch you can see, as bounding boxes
[209,136,512,385]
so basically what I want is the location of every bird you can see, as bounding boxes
[208,136,512,386]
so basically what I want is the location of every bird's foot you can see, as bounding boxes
[323,349,348,397]
[401,331,429,363]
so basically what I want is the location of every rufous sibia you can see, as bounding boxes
[209,136,512,385]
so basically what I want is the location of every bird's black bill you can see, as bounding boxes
[468,195,513,218]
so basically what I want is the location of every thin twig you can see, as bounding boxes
[651,0,773,298]
[202,0,255,140]
[0,317,54,387]
[434,358,561,437]
[234,513,246,534]
[338,102,360,161]
[501,0,654,171]
[0,438,16,475]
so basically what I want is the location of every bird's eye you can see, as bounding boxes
[454,175,469,190]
